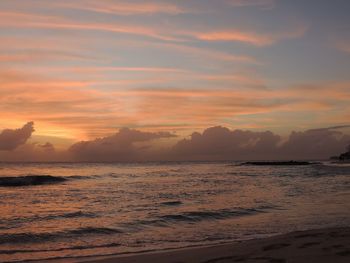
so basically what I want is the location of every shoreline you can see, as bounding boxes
[72,227,350,263]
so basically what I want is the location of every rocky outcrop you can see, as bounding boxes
[241,161,313,166]
[331,145,350,161]
[338,151,350,160]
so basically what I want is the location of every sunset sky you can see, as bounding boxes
[0,0,350,161]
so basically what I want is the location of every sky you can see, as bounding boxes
[0,0,349,161]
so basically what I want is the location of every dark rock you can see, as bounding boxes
[240,161,312,166]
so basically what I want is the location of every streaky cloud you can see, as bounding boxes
[56,0,187,15]
[188,24,308,46]
[308,125,350,132]
[228,0,275,9]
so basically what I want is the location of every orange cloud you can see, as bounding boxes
[65,66,188,73]
[0,11,184,42]
[0,36,100,65]
[0,9,308,46]
[0,51,94,63]
[140,41,259,63]
[228,0,275,9]
[56,0,186,15]
[188,24,308,46]
[195,30,272,45]
[1,68,349,141]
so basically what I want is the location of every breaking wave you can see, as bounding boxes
[160,201,183,206]
[0,175,89,187]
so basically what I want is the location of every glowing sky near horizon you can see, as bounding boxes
[0,0,349,146]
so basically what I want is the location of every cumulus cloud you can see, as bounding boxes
[0,122,35,151]
[0,123,349,162]
[38,142,55,153]
[0,122,64,161]
[0,141,64,162]
[279,128,350,159]
[69,128,176,162]
[170,126,281,160]
[169,126,350,161]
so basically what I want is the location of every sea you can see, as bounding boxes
[0,161,349,262]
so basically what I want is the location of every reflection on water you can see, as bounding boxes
[0,162,349,262]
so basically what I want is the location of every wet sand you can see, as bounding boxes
[82,227,350,263]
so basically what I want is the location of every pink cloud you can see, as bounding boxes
[187,24,308,46]
[56,0,186,15]
[0,11,184,42]
[228,0,275,9]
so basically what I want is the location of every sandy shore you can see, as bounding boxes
[81,227,350,263]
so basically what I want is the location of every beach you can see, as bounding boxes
[83,227,350,263]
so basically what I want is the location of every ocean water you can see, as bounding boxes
[0,162,349,262]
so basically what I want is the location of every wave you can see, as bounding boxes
[0,227,122,245]
[126,206,276,229]
[1,211,97,228]
[160,201,182,206]
[0,175,67,187]
[315,163,350,173]
[51,211,96,219]
[0,174,91,187]
[159,207,268,223]
[66,175,93,179]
